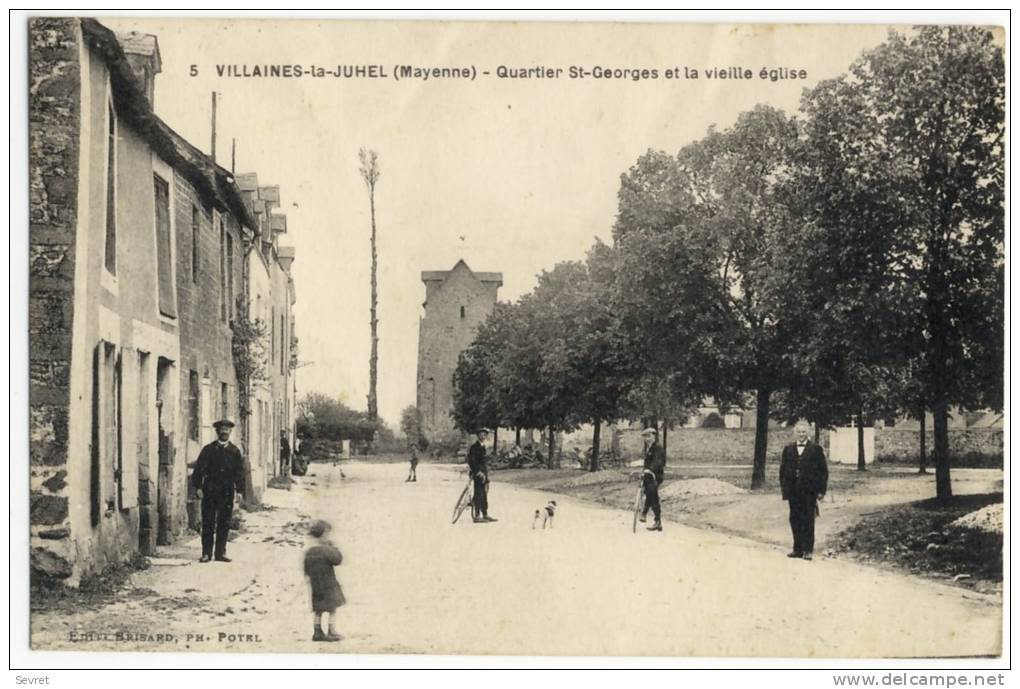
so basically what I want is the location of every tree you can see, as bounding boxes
[399,405,424,448]
[799,27,1004,500]
[613,106,803,489]
[450,305,510,436]
[556,246,637,470]
[296,392,376,442]
[492,291,576,468]
[359,148,381,423]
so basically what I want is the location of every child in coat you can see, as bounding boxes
[304,520,345,642]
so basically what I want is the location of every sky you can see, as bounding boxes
[101,16,896,427]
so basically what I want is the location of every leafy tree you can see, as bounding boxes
[798,27,1004,500]
[399,405,424,448]
[556,246,637,470]
[614,106,803,489]
[296,392,376,442]
[450,305,510,436]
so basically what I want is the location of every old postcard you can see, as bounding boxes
[23,15,1005,661]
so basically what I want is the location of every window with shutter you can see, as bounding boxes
[104,104,117,274]
[153,175,176,317]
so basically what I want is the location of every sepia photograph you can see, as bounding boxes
[16,10,1006,669]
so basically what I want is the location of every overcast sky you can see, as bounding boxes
[101,17,895,427]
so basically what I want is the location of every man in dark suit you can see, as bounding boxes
[192,419,246,562]
[639,427,666,531]
[467,429,496,523]
[779,420,828,560]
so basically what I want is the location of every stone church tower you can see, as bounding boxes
[417,260,502,442]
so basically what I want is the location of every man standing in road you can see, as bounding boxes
[779,420,829,560]
[638,426,666,531]
[468,429,496,523]
[192,419,246,563]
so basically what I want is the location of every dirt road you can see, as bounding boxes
[32,461,1001,657]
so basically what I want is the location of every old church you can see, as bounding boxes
[416,260,501,442]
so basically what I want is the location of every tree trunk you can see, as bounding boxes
[515,426,521,447]
[814,424,820,444]
[662,421,668,461]
[367,185,379,423]
[547,425,555,469]
[492,427,498,453]
[856,408,867,472]
[751,388,770,489]
[590,419,601,472]
[933,397,951,501]
[918,408,928,474]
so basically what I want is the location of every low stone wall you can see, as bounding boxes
[529,424,1003,468]
[875,429,1003,464]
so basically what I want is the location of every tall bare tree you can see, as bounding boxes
[359,148,381,423]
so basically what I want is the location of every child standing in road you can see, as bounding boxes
[304,520,345,642]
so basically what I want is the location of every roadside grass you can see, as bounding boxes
[827,492,1003,591]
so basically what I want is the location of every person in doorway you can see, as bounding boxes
[406,442,419,482]
[779,419,829,560]
[639,427,666,531]
[467,429,496,523]
[304,519,345,642]
[192,419,245,563]
[280,430,292,476]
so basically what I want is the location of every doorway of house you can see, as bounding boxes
[156,357,174,545]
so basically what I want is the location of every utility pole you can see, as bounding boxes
[210,92,217,163]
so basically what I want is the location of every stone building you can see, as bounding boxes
[236,173,298,485]
[416,260,502,441]
[28,18,295,582]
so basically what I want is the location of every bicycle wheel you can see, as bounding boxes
[632,482,645,533]
[452,481,473,524]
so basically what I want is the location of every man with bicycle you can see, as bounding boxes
[468,428,497,523]
[639,426,665,531]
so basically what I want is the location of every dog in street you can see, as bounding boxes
[533,500,557,529]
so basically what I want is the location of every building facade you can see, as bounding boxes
[29,18,296,582]
[416,260,502,441]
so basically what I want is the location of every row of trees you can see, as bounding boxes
[297,392,388,443]
[450,27,1003,501]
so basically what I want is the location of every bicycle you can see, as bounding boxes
[631,476,646,533]
[451,477,474,524]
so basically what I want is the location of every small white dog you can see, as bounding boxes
[533,500,557,529]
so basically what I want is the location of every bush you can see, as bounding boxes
[427,429,467,459]
[701,412,726,429]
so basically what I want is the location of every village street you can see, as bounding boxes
[33,461,1001,657]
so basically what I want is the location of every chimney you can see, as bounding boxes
[115,31,162,107]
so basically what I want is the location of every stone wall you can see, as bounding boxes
[29,17,81,579]
[875,428,1003,464]
[173,175,248,516]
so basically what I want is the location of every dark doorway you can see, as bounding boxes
[156,357,174,546]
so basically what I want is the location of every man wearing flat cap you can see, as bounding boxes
[639,426,666,531]
[467,429,496,523]
[192,419,245,562]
